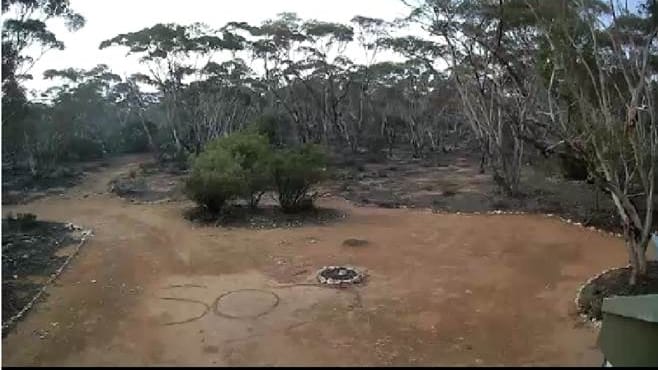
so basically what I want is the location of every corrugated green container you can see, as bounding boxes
[597,294,658,366]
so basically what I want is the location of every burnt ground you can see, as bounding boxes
[2,215,83,331]
[108,160,187,203]
[327,149,624,233]
[577,261,658,321]
[2,159,111,206]
[109,149,640,235]
[183,202,347,229]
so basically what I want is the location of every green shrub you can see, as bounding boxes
[185,132,272,212]
[208,132,272,208]
[271,144,327,213]
[185,147,244,213]
[67,137,105,161]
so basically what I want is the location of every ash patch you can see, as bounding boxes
[184,204,346,230]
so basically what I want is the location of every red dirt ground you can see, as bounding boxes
[1,156,627,366]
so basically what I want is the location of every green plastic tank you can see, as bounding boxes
[597,294,658,366]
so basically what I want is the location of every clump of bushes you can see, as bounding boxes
[185,143,246,213]
[185,131,327,214]
[271,144,327,213]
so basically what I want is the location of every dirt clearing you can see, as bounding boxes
[2,157,627,366]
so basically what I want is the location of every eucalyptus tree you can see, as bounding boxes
[180,58,263,153]
[2,0,85,167]
[7,64,121,174]
[527,0,658,284]
[344,16,391,152]
[43,65,121,158]
[402,0,543,194]
[297,19,355,146]
[99,23,244,156]
[225,14,361,147]
[224,13,305,97]
[110,74,160,155]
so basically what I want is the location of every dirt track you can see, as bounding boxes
[2,155,626,366]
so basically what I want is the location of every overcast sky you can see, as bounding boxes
[21,0,413,95]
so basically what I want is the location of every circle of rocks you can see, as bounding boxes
[316,265,365,286]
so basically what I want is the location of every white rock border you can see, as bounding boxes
[347,198,626,239]
[431,208,625,239]
[573,265,631,327]
[2,224,93,331]
[128,197,175,205]
[316,265,366,286]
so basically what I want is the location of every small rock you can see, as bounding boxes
[342,238,369,247]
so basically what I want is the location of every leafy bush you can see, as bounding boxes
[208,132,272,207]
[66,137,105,161]
[185,132,272,212]
[271,144,327,213]
[185,147,244,213]
[107,119,158,154]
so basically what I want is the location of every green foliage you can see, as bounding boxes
[185,146,244,214]
[1,0,84,161]
[247,112,293,148]
[99,23,241,65]
[185,132,272,212]
[271,144,327,213]
[108,120,158,154]
[303,20,354,42]
[65,137,105,161]
[208,132,272,208]
[185,131,327,214]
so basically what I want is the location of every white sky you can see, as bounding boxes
[21,0,414,95]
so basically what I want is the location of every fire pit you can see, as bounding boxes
[316,266,365,285]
